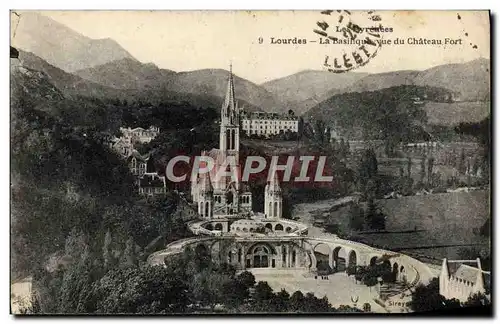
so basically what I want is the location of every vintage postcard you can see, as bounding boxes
[10,10,491,315]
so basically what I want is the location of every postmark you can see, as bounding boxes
[313,10,385,73]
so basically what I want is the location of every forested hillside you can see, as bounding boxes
[306,85,454,151]
[10,60,217,312]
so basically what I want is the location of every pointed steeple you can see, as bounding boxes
[441,258,449,278]
[222,64,237,123]
[268,171,281,192]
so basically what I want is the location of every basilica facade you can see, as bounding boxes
[190,66,282,223]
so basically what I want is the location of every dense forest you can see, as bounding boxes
[10,66,220,312]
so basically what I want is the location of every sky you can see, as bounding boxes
[18,10,491,83]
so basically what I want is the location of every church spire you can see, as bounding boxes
[222,64,237,122]
[269,171,281,192]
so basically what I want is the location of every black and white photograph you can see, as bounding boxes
[9,10,491,315]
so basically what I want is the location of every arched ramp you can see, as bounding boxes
[313,243,332,274]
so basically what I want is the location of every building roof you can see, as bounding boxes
[444,258,490,286]
[139,173,165,188]
[240,182,251,192]
[454,264,481,284]
[127,149,150,162]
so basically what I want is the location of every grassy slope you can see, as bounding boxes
[423,101,491,126]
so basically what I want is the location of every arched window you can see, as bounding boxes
[226,191,234,204]
[273,201,278,217]
[205,202,210,218]
[275,223,284,231]
[231,129,236,150]
[226,129,231,150]
[214,223,223,231]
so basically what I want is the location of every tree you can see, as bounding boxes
[427,156,435,185]
[236,271,256,290]
[365,198,385,231]
[359,149,378,199]
[289,291,305,312]
[191,270,232,310]
[58,246,100,314]
[419,157,426,184]
[313,119,328,145]
[464,292,490,307]
[90,265,190,314]
[458,148,466,175]
[411,278,461,313]
[271,289,290,312]
[122,236,138,267]
[251,281,275,312]
[346,266,357,276]
[348,204,365,231]
[102,230,113,268]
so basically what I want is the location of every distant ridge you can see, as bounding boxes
[75,63,283,112]
[12,12,136,72]
[263,58,490,115]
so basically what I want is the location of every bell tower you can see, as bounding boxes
[265,171,282,218]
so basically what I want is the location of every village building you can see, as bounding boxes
[111,126,160,158]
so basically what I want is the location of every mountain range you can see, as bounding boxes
[74,61,282,112]
[12,12,136,72]
[11,11,490,126]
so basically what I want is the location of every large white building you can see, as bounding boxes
[191,66,282,220]
[240,111,299,137]
[439,258,490,302]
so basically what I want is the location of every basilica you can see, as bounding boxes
[149,68,440,313]
[190,66,282,223]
